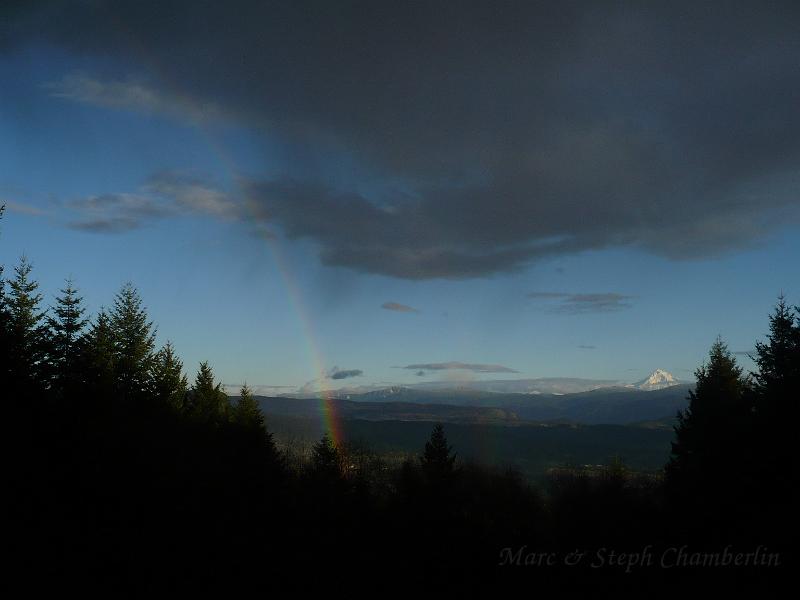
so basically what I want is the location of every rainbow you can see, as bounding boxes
[108,14,345,448]
[255,239,345,448]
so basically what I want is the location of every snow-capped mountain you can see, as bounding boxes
[634,369,680,391]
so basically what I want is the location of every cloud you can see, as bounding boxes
[66,193,171,232]
[415,370,426,377]
[64,173,239,233]
[2,201,49,217]
[45,73,228,123]
[578,345,597,350]
[329,368,364,380]
[69,216,143,233]
[146,172,239,218]
[402,362,518,374]
[528,292,634,314]
[296,367,365,394]
[381,301,419,313]
[9,2,800,277]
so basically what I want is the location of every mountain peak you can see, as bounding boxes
[635,369,679,391]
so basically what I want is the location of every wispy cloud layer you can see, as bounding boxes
[67,193,171,232]
[381,301,419,313]
[46,73,228,123]
[64,173,240,233]
[528,292,634,314]
[146,172,239,219]
[2,201,49,217]
[403,362,518,374]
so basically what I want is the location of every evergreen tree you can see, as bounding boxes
[421,423,456,479]
[751,296,799,516]
[310,433,341,477]
[47,279,88,395]
[109,283,155,402]
[188,361,229,423]
[149,341,188,412]
[6,256,49,389]
[0,206,10,388]
[752,295,800,424]
[666,338,753,517]
[80,309,117,399]
[233,383,265,432]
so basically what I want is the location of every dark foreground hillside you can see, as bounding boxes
[1,250,796,593]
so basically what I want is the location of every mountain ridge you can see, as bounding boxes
[245,382,692,426]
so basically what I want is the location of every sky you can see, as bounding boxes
[1,1,798,394]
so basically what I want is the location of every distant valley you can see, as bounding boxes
[249,372,692,481]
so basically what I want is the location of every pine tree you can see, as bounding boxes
[0,270,8,387]
[421,423,456,479]
[753,295,800,424]
[6,257,49,388]
[47,279,88,395]
[109,283,155,402]
[666,338,753,512]
[310,433,341,477]
[188,361,229,423]
[81,309,117,399]
[233,383,265,432]
[751,296,799,511]
[0,205,9,388]
[149,341,188,412]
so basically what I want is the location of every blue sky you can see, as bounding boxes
[1,3,798,393]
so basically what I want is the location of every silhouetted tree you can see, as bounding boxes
[6,257,49,390]
[233,383,265,432]
[310,433,342,478]
[0,205,9,387]
[666,337,754,536]
[47,279,88,396]
[109,283,155,403]
[187,361,229,423]
[753,295,800,425]
[751,296,799,540]
[80,309,116,399]
[421,423,456,480]
[149,341,188,412]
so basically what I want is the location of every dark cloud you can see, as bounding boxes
[529,292,634,314]
[403,362,518,374]
[733,350,757,357]
[8,2,800,277]
[381,301,419,313]
[415,370,426,377]
[329,368,363,380]
[577,345,597,350]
